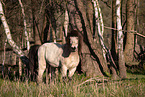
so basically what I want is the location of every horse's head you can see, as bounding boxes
[66,30,83,54]
[69,37,79,52]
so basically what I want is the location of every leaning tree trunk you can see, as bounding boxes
[0,1,29,65]
[116,0,127,79]
[73,0,109,77]
[124,0,135,64]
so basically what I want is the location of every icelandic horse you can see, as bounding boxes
[37,30,83,83]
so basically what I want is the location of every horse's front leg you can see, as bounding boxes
[68,67,77,81]
[61,65,67,80]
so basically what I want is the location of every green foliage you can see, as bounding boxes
[0,73,145,97]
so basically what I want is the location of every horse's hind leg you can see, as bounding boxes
[37,48,46,83]
[37,63,46,83]
[38,61,46,83]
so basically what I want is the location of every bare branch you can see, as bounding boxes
[76,77,108,87]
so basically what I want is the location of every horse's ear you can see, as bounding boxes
[66,30,77,44]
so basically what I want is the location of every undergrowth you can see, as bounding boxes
[0,73,145,97]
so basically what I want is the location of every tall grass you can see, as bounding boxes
[0,73,145,97]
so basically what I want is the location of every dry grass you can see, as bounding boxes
[0,73,145,97]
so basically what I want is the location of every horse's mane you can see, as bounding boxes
[66,30,83,55]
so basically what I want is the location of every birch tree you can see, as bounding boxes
[116,0,127,78]
[93,0,118,79]
[64,9,69,37]
[92,0,106,61]
[18,0,30,50]
[0,1,29,65]
[18,0,30,76]
[2,39,7,78]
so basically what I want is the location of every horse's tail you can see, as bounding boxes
[28,45,40,80]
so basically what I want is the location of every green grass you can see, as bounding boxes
[0,73,145,97]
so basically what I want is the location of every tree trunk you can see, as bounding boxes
[111,0,118,64]
[81,43,103,77]
[0,1,24,57]
[92,0,107,63]
[110,0,119,79]
[18,0,30,50]
[32,11,42,45]
[116,0,127,79]
[73,0,109,77]
[63,9,69,43]
[2,39,7,78]
[31,0,45,45]
[124,0,135,64]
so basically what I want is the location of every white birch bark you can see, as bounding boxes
[18,0,30,50]
[95,0,104,35]
[92,0,106,61]
[62,9,69,43]
[64,10,69,37]
[2,39,7,78]
[116,0,126,78]
[19,57,22,76]
[0,1,25,57]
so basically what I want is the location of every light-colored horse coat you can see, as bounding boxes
[37,30,82,83]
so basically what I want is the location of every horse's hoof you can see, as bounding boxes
[69,77,72,81]
[62,76,67,83]
[62,76,67,80]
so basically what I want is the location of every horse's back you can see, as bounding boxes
[38,43,63,67]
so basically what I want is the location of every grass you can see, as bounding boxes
[0,73,145,97]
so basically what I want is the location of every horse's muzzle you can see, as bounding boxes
[71,47,77,52]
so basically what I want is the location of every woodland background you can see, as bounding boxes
[0,0,145,80]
